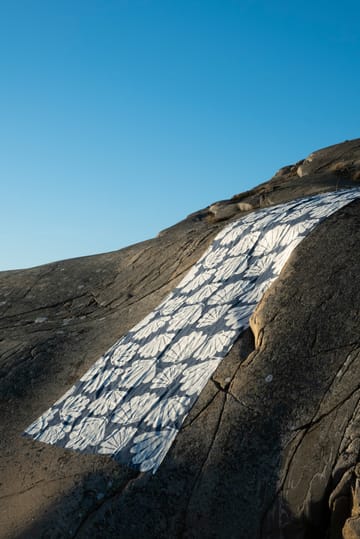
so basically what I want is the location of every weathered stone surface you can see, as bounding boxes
[341,466,360,539]
[1,139,360,538]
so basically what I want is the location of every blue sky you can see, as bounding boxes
[1,0,359,270]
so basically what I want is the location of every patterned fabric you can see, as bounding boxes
[24,189,360,473]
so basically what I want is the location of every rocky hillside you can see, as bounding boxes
[1,138,360,538]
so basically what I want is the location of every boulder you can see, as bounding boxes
[1,139,360,538]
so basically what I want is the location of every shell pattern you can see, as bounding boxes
[24,189,360,473]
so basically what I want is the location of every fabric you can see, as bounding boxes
[24,188,360,473]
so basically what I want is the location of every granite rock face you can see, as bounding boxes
[1,139,360,539]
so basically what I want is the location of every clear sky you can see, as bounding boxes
[1,0,359,271]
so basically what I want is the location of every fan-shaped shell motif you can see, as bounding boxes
[66,417,107,451]
[159,296,185,315]
[25,408,56,437]
[219,225,247,246]
[110,341,140,367]
[130,428,178,473]
[80,355,108,382]
[60,395,90,424]
[144,396,190,429]
[37,423,69,444]
[130,311,156,334]
[82,367,118,394]
[176,264,200,288]
[203,247,229,268]
[133,316,170,340]
[138,333,174,358]
[225,304,255,330]
[278,205,312,223]
[161,331,207,363]
[252,224,289,256]
[291,219,314,236]
[213,256,248,282]
[229,231,261,257]
[150,365,184,389]
[99,427,137,455]
[181,270,215,293]
[208,281,251,305]
[119,360,156,388]
[215,222,237,242]
[53,386,76,407]
[194,330,236,359]
[111,393,158,425]
[197,305,228,327]
[272,239,301,275]
[247,212,275,228]
[180,360,221,395]
[167,304,203,332]
[88,389,126,415]
[243,278,275,304]
[185,283,221,304]
[245,254,275,278]
[310,202,341,219]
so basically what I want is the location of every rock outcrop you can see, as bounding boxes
[1,139,360,538]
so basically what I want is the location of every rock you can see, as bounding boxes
[236,201,253,211]
[296,163,307,177]
[342,467,360,538]
[208,201,253,221]
[1,138,360,538]
[343,518,360,539]
[208,201,238,219]
[274,165,293,176]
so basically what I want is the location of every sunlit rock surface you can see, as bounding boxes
[1,138,360,538]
